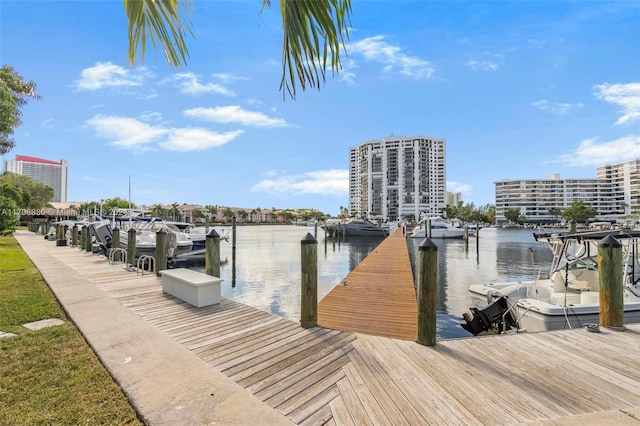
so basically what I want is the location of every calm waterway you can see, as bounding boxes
[192,225,554,340]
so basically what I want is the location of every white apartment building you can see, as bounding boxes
[597,160,640,216]
[446,191,462,207]
[3,155,68,202]
[349,136,446,222]
[494,161,640,224]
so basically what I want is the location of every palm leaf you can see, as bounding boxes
[123,0,194,68]
[124,0,351,100]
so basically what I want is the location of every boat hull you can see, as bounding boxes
[515,298,640,332]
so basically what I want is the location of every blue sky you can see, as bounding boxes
[1,1,639,216]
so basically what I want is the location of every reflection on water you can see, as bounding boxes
[407,227,553,338]
[191,225,553,340]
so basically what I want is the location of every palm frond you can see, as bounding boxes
[263,0,351,100]
[124,0,194,68]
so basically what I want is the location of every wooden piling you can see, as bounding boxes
[155,229,167,276]
[569,220,577,233]
[112,228,120,261]
[205,229,221,278]
[232,216,236,287]
[127,228,136,268]
[82,225,90,252]
[71,225,78,247]
[300,233,318,328]
[417,238,438,346]
[598,235,624,327]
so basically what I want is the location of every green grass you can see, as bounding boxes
[0,233,143,425]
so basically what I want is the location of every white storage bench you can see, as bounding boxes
[160,269,222,307]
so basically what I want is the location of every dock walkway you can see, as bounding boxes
[13,230,640,425]
[318,230,417,340]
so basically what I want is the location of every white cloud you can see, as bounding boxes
[184,106,288,127]
[252,169,348,196]
[559,135,640,166]
[594,82,640,126]
[447,181,473,195]
[173,72,236,96]
[86,114,167,149]
[533,100,584,115]
[75,62,148,91]
[160,128,244,151]
[86,113,243,152]
[466,60,500,71]
[346,36,434,79]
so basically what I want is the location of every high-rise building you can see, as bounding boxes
[349,136,446,222]
[3,155,68,202]
[446,191,462,207]
[494,160,640,224]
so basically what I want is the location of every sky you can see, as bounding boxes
[1,1,639,216]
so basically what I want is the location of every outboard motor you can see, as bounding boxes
[460,296,517,335]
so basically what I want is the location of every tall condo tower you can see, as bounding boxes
[349,136,446,222]
[3,155,68,202]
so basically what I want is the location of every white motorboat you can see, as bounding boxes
[410,217,465,239]
[461,229,640,334]
[117,218,193,259]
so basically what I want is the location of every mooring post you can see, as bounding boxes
[314,221,318,238]
[127,228,136,269]
[83,225,91,252]
[155,229,167,276]
[464,224,469,240]
[80,225,86,250]
[232,216,237,288]
[205,229,221,277]
[417,238,438,346]
[300,233,318,328]
[112,228,120,261]
[598,235,624,327]
[427,219,432,239]
[569,220,577,233]
[71,224,78,247]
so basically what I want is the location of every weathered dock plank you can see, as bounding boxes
[19,231,640,425]
[317,230,417,340]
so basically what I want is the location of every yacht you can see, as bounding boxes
[343,219,389,237]
[461,229,640,334]
[117,218,193,259]
[410,218,465,239]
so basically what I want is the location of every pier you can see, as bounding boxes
[13,230,640,425]
[318,230,417,340]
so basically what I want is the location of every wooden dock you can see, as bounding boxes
[19,232,640,425]
[318,230,417,340]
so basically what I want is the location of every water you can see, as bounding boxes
[190,225,553,340]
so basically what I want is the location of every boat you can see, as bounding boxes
[342,219,389,237]
[117,218,193,259]
[321,218,389,237]
[461,229,640,334]
[410,217,465,239]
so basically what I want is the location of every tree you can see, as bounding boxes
[561,201,597,223]
[0,66,41,154]
[205,204,218,222]
[0,195,18,234]
[170,202,180,221]
[192,208,205,223]
[150,203,165,218]
[0,173,53,208]
[548,207,562,223]
[123,0,352,100]
[504,209,522,224]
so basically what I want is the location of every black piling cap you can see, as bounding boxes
[206,229,220,239]
[418,238,438,252]
[598,235,621,248]
[301,233,317,244]
[156,228,166,235]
